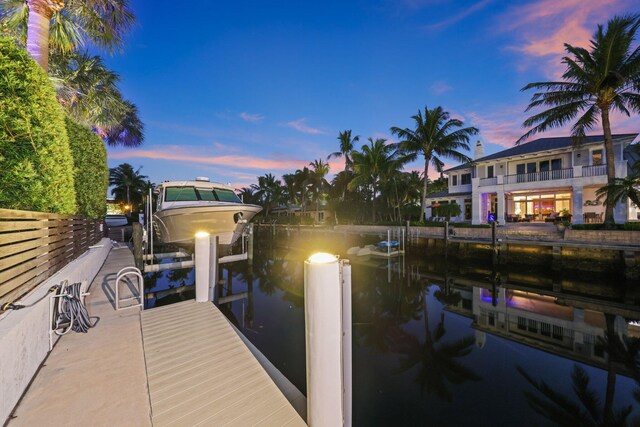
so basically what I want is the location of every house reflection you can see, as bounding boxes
[413,262,640,377]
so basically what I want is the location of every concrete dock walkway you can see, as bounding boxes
[8,246,152,426]
[8,246,306,427]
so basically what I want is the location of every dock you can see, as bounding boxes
[142,300,305,426]
[7,247,305,427]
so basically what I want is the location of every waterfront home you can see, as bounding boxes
[427,134,639,224]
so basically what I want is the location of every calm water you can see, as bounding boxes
[145,229,640,426]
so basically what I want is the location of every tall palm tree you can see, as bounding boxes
[328,130,359,171]
[49,51,144,146]
[293,167,310,213]
[308,159,330,220]
[391,106,476,220]
[518,15,640,228]
[0,0,135,71]
[281,173,298,214]
[349,138,403,222]
[109,162,147,212]
[237,187,259,205]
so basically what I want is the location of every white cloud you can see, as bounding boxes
[286,118,324,135]
[239,112,264,123]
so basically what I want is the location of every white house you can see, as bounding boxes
[427,134,639,224]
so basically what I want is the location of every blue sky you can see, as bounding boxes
[104,0,638,187]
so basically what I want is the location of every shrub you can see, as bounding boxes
[624,222,640,231]
[0,37,76,213]
[65,118,108,218]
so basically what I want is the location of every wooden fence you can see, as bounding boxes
[0,209,103,306]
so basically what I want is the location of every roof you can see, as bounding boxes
[444,133,638,173]
[427,190,472,198]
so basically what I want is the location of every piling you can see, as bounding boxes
[132,222,143,270]
[304,253,351,427]
[195,232,210,302]
[209,235,219,303]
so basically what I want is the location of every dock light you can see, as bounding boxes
[308,252,338,264]
[194,231,211,302]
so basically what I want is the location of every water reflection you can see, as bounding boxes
[144,232,640,426]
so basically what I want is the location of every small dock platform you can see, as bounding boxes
[142,300,306,427]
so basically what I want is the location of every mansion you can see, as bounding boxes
[427,134,640,225]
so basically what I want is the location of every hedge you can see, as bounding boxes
[0,37,76,213]
[65,118,108,218]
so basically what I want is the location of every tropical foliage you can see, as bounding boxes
[519,14,640,227]
[0,37,76,213]
[66,117,108,218]
[109,163,148,213]
[391,106,477,220]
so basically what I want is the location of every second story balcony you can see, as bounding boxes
[504,168,573,184]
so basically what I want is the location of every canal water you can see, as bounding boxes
[144,229,640,426]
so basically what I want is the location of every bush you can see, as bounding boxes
[623,222,640,231]
[570,223,624,230]
[0,37,76,213]
[65,118,108,218]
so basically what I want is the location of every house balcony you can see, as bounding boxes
[504,168,574,185]
[581,164,607,177]
[478,177,498,187]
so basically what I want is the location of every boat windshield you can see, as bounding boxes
[164,186,242,203]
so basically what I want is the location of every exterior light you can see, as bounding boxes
[308,253,338,264]
[195,231,210,238]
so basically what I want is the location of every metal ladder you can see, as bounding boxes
[115,266,144,310]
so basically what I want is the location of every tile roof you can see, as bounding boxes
[426,190,472,198]
[444,133,638,173]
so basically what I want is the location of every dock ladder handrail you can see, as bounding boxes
[115,266,144,310]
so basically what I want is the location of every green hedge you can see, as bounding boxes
[0,37,76,213]
[65,118,108,218]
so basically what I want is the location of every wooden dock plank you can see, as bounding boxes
[141,300,305,427]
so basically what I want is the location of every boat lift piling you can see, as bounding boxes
[304,253,352,427]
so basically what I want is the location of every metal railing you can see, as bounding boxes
[581,164,607,177]
[505,168,573,184]
[478,177,498,187]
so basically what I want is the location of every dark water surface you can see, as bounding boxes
[145,230,640,426]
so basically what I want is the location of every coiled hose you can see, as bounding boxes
[53,280,96,334]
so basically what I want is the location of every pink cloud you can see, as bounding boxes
[499,0,627,78]
[430,81,453,95]
[286,118,324,135]
[109,146,312,171]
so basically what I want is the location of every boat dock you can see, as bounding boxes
[7,247,305,426]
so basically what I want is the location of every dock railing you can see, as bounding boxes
[0,208,103,306]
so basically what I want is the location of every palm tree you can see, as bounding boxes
[308,159,330,221]
[596,161,640,211]
[109,163,147,212]
[281,173,298,214]
[49,51,144,146]
[293,167,310,213]
[391,106,476,221]
[252,173,282,216]
[349,138,403,222]
[237,187,259,205]
[518,15,640,228]
[0,0,135,71]
[328,130,359,171]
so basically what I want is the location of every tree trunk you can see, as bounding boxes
[601,109,616,228]
[420,159,429,221]
[27,0,63,71]
[371,182,377,223]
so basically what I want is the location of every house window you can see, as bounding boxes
[464,199,472,220]
[452,175,458,186]
[592,149,603,165]
[526,162,537,173]
[487,166,494,178]
[461,173,471,185]
[516,164,525,175]
[551,158,562,170]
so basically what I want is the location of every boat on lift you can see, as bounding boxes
[153,177,262,247]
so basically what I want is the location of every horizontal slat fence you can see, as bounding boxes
[0,209,103,306]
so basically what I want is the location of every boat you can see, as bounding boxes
[153,178,262,247]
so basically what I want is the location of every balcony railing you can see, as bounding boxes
[505,168,573,184]
[478,177,498,187]
[581,164,607,177]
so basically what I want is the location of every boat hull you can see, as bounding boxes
[153,204,261,246]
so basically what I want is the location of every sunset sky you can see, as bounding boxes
[105,0,639,188]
